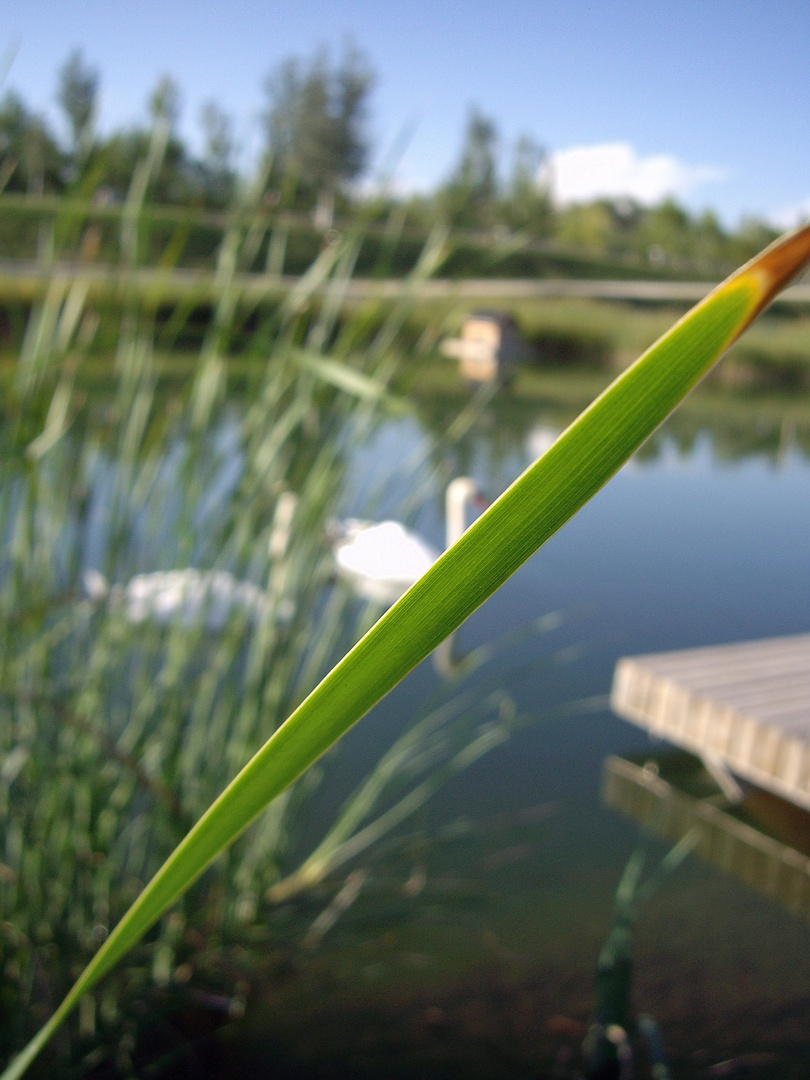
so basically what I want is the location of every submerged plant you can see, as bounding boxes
[2,172,810,1077]
[577,830,700,1080]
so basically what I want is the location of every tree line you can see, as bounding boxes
[0,46,779,273]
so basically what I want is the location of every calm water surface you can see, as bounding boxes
[253,404,810,1078]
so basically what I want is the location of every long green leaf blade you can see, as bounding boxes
[4,223,810,1080]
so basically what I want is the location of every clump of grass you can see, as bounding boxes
[0,132,516,1072]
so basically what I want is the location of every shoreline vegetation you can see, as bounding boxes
[5,290,810,397]
[0,193,788,283]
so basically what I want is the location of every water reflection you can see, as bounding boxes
[413,374,810,480]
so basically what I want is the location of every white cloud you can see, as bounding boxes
[541,141,725,207]
[769,195,810,230]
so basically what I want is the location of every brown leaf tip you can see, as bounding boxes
[746,222,810,313]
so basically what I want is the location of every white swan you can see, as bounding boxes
[83,492,298,630]
[333,478,486,606]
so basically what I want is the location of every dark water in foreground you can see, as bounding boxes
[207,409,810,1079]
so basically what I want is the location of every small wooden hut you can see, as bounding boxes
[441,312,526,384]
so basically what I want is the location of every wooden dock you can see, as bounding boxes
[610,634,810,811]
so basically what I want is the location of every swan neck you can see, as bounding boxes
[445,478,475,549]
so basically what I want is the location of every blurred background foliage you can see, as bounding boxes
[0,46,782,276]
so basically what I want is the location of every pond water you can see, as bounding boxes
[6,371,810,1079]
[241,400,810,1079]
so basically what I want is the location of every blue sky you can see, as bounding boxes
[2,0,809,226]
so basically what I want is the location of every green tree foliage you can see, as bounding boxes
[199,100,236,207]
[263,45,374,208]
[0,92,62,194]
[439,107,499,227]
[555,200,618,252]
[0,50,785,273]
[503,134,552,234]
[56,50,98,160]
[637,198,694,260]
[727,217,780,266]
[98,80,235,208]
[547,195,779,276]
[100,77,197,205]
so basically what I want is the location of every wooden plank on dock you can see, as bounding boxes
[603,752,810,921]
[610,634,810,810]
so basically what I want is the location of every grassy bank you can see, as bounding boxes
[426,295,810,386]
[3,291,808,398]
